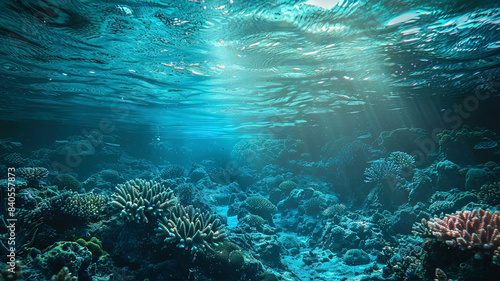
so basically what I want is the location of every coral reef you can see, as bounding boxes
[426,209,500,255]
[111,179,176,223]
[156,204,226,253]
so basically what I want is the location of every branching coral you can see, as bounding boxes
[156,204,226,253]
[364,160,399,184]
[112,179,176,223]
[426,209,500,254]
[364,151,415,184]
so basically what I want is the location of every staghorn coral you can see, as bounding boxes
[17,167,49,185]
[426,209,500,254]
[112,179,176,223]
[156,204,226,253]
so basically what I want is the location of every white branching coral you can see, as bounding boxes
[156,204,226,253]
[112,179,176,223]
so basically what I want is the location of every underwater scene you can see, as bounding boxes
[1,0,500,280]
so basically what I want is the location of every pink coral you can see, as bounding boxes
[427,209,500,252]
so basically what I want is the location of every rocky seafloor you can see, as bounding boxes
[0,126,499,281]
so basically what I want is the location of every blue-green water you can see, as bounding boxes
[1,0,499,138]
[1,0,500,280]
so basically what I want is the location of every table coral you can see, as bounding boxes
[17,167,49,186]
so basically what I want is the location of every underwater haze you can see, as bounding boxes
[0,0,500,280]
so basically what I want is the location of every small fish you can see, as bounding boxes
[105,142,120,147]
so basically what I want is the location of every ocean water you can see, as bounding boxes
[0,0,499,280]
